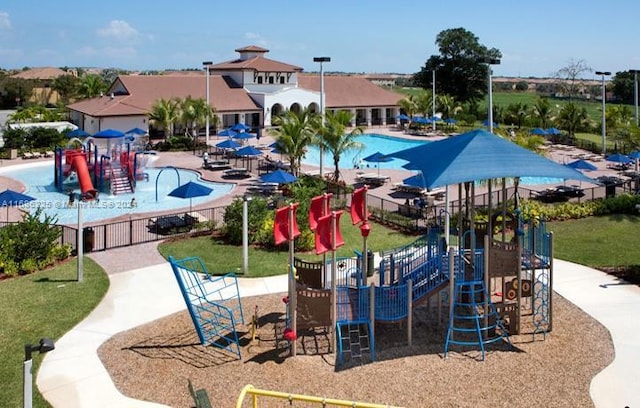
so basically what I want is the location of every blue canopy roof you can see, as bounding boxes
[93,129,125,138]
[388,128,596,189]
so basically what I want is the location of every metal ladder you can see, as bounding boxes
[444,279,511,361]
[337,321,373,366]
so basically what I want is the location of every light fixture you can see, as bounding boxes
[479,58,501,133]
[24,338,55,408]
[630,69,640,127]
[313,57,331,179]
[595,71,611,155]
[203,61,213,145]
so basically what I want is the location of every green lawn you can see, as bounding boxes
[548,214,640,268]
[158,217,419,277]
[0,258,109,408]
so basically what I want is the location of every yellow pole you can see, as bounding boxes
[236,384,404,408]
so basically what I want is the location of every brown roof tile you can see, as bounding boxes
[213,56,303,73]
[68,74,261,117]
[298,74,403,108]
[12,67,70,80]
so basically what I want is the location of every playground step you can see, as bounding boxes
[111,175,133,195]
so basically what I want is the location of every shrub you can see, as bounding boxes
[51,244,72,262]
[0,208,61,274]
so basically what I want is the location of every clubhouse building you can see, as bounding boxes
[67,45,404,141]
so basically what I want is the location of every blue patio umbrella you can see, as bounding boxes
[606,153,632,164]
[363,151,394,175]
[94,129,125,138]
[629,151,640,159]
[396,113,410,121]
[168,181,213,212]
[260,169,298,184]
[444,118,458,125]
[235,145,262,157]
[0,189,36,220]
[216,139,241,150]
[231,123,252,132]
[125,127,147,135]
[217,128,237,137]
[412,116,431,124]
[482,119,499,128]
[565,159,597,171]
[66,128,90,138]
[546,127,562,135]
[387,128,595,190]
[232,132,255,141]
[530,128,548,135]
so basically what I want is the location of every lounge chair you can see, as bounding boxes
[222,168,250,178]
[204,159,231,171]
[22,152,34,159]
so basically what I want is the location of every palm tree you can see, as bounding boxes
[398,95,418,127]
[504,102,529,129]
[270,108,318,176]
[149,98,179,141]
[557,102,590,137]
[76,74,107,99]
[532,97,553,129]
[437,94,461,119]
[318,110,364,182]
[178,96,211,144]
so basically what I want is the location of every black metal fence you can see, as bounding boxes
[2,177,635,253]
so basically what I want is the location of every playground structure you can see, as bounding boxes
[290,209,552,364]
[169,256,245,358]
[54,131,150,200]
[165,190,552,365]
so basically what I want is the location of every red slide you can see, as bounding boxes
[72,156,98,200]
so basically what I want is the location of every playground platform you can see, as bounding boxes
[36,248,640,408]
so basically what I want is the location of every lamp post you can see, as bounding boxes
[631,69,640,127]
[203,61,213,145]
[595,71,611,155]
[314,57,330,179]
[480,58,501,134]
[24,338,55,408]
[432,68,437,131]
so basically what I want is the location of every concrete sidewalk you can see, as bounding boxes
[36,259,639,408]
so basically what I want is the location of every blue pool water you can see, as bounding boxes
[0,161,234,225]
[303,133,561,186]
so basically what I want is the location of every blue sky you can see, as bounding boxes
[1,1,638,78]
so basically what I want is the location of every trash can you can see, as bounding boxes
[605,184,616,198]
[83,227,95,252]
[366,250,375,277]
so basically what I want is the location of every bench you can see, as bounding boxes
[148,214,198,235]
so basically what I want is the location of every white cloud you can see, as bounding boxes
[97,20,139,41]
[75,46,98,57]
[0,11,11,30]
[243,32,268,47]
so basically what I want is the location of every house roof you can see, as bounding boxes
[68,74,262,117]
[235,45,269,53]
[212,55,303,73]
[298,74,403,108]
[12,67,70,80]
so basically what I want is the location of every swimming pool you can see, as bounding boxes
[0,161,234,225]
[303,133,561,186]
[303,133,424,170]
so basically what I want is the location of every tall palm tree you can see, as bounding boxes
[532,97,553,129]
[398,95,418,127]
[318,110,364,182]
[557,102,590,137]
[270,108,318,176]
[76,74,107,99]
[178,96,211,144]
[437,94,461,119]
[149,98,179,141]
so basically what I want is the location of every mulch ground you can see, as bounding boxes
[99,291,613,408]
